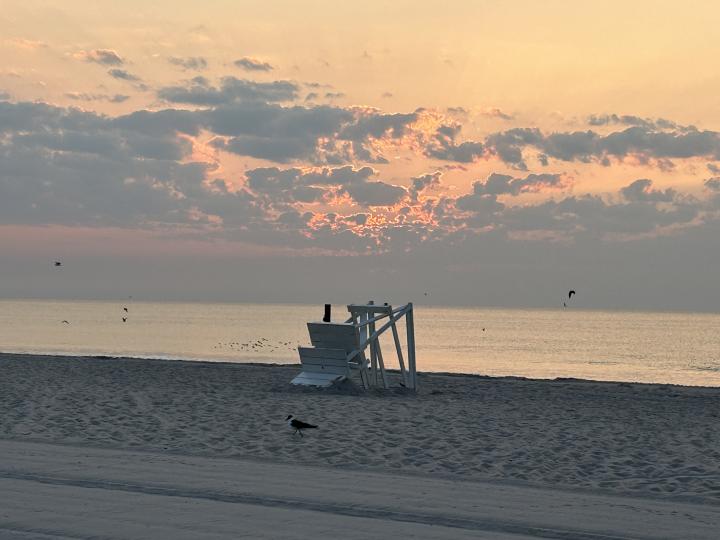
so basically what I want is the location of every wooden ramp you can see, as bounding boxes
[292,346,350,387]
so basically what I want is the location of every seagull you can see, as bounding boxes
[54,261,62,267]
[122,317,127,322]
[568,290,576,299]
[286,415,318,437]
[61,320,70,324]
[123,307,128,313]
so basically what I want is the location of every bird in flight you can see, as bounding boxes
[61,320,70,324]
[286,415,318,437]
[54,261,62,267]
[568,290,576,299]
[123,307,128,312]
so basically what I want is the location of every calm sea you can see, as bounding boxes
[0,299,718,387]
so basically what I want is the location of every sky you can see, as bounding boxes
[2,1,720,311]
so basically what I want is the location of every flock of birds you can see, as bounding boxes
[212,338,298,353]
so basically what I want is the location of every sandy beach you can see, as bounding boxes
[1,352,719,538]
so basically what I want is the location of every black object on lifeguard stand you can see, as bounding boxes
[323,304,331,322]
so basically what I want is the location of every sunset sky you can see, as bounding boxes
[2,1,720,310]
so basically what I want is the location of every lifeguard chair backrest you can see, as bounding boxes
[306,322,359,352]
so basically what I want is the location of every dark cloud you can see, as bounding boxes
[426,124,485,163]
[245,165,405,207]
[409,171,441,201]
[587,114,689,131]
[0,101,107,135]
[75,49,124,65]
[234,57,274,71]
[108,69,141,82]
[598,127,720,160]
[206,102,352,162]
[112,108,202,137]
[325,92,345,99]
[484,128,542,168]
[481,107,513,120]
[344,213,368,225]
[0,98,489,169]
[471,172,568,196]
[704,177,720,191]
[338,111,418,141]
[423,120,720,167]
[620,179,677,203]
[168,56,208,70]
[212,134,318,163]
[65,92,129,103]
[205,103,419,164]
[483,126,720,166]
[157,76,298,105]
[300,166,375,186]
[501,188,699,237]
[245,167,327,205]
[304,82,332,89]
[0,101,269,233]
[537,131,597,162]
[455,192,504,214]
[708,163,720,175]
[243,165,407,207]
[342,180,406,206]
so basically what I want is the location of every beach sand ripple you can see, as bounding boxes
[1,353,719,503]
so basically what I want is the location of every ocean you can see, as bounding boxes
[0,299,718,387]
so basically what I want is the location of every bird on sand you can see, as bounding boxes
[286,415,318,437]
[122,317,127,322]
[61,320,70,324]
[123,307,128,312]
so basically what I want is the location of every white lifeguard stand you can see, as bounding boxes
[291,301,417,390]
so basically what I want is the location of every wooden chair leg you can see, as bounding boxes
[375,338,389,389]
